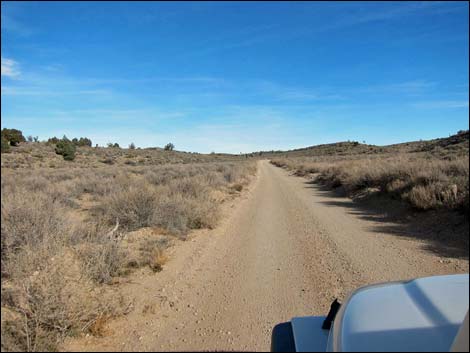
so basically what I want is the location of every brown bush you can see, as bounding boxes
[1,189,70,276]
[1,158,257,350]
[138,237,170,272]
[271,155,469,212]
[1,247,125,352]
[98,180,157,231]
[76,241,128,284]
[152,190,218,236]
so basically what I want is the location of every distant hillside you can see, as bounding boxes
[0,142,246,170]
[257,130,469,159]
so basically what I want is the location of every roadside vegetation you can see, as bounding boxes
[271,131,469,214]
[2,128,467,351]
[1,138,249,169]
[1,133,256,351]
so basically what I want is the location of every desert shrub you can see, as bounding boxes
[0,185,125,350]
[17,175,50,193]
[1,159,257,350]
[223,168,239,182]
[200,171,225,188]
[129,142,136,149]
[75,137,92,147]
[55,137,76,161]
[164,143,174,151]
[406,179,468,211]
[46,136,60,145]
[231,183,243,192]
[138,237,170,272]
[216,163,243,183]
[272,155,469,212]
[76,241,127,284]
[1,249,123,352]
[124,159,137,166]
[73,174,109,196]
[1,135,10,153]
[167,176,209,198]
[407,184,442,210]
[100,157,114,165]
[95,167,231,236]
[2,128,25,146]
[153,196,187,234]
[150,183,218,235]
[1,189,69,272]
[100,181,157,231]
[182,193,218,230]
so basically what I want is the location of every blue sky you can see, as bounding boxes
[1,1,469,153]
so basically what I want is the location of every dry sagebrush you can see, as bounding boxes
[1,160,256,351]
[272,154,469,212]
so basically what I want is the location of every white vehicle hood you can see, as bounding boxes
[331,274,469,352]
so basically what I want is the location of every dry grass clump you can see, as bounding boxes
[75,238,128,284]
[138,237,170,272]
[1,158,256,351]
[1,187,127,351]
[272,155,469,213]
[1,188,69,275]
[152,191,218,235]
[98,180,158,231]
[1,250,125,351]
[89,162,255,236]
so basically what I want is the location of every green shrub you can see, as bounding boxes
[55,137,76,161]
[77,137,92,147]
[72,137,92,147]
[1,128,25,146]
[164,143,175,151]
[47,136,60,145]
[1,135,10,153]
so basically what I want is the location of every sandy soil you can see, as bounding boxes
[63,160,468,352]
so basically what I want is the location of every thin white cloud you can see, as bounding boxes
[3,67,340,103]
[279,90,343,101]
[1,57,20,78]
[187,2,465,55]
[0,86,112,97]
[1,13,33,36]
[412,100,469,109]
[359,80,437,96]
[245,79,344,102]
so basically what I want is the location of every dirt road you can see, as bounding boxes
[65,160,468,352]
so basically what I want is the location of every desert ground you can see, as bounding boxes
[63,160,468,352]
[1,131,468,351]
